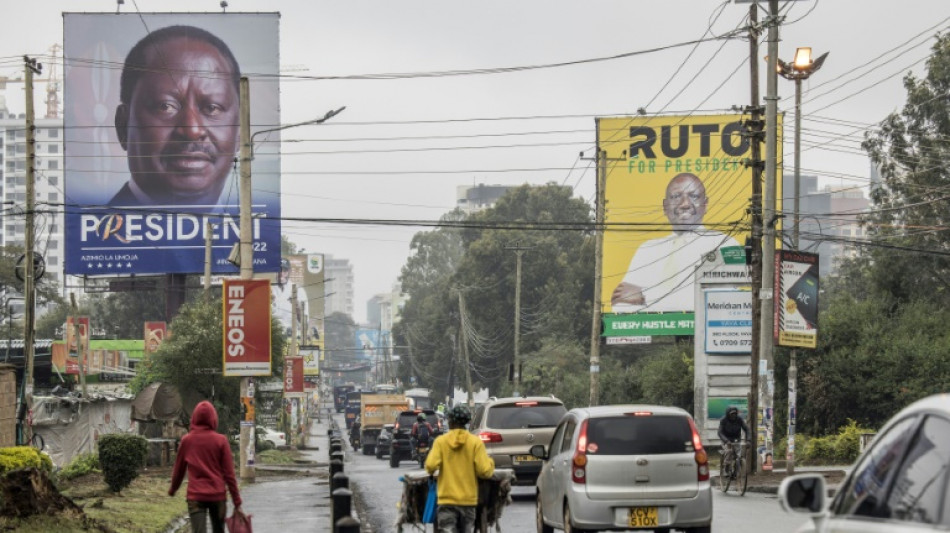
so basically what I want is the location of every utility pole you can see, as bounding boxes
[70,294,87,398]
[758,0,782,471]
[22,56,41,444]
[289,284,298,447]
[238,77,255,482]
[457,291,474,407]
[204,221,214,303]
[745,2,764,476]
[582,142,625,406]
[505,243,532,394]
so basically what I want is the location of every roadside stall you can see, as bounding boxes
[396,468,515,532]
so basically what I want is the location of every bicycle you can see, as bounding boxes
[718,439,749,496]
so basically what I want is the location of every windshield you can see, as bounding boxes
[485,403,566,429]
[587,415,693,455]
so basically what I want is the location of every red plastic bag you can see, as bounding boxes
[225,510,253,533]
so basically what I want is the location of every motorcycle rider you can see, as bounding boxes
[717,406,750,474]
[350,415,361,450]
[411,412,434,449]
[425,405,494,533]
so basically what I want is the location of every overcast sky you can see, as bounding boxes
[1,0,947,323]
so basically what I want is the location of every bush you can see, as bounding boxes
[98,434,147,493]
[57,452,100,481]
[0,446,53,475]
[800,419,873,464]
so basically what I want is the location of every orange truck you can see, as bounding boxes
[359,393,408,456]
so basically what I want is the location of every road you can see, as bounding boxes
[335,413,813,532]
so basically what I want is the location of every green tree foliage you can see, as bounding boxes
[130,299,286,436]
[862,33,950,306]
[784,32,950,435]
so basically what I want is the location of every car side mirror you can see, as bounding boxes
[778,474,827,515]
[529,444,547,460]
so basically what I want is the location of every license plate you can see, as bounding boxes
[513,454,539,463]
[628,507,658,527]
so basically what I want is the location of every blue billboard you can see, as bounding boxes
[63,13,281,275]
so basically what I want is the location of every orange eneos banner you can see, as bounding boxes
[223,279,272,376]
[284,356,305,397]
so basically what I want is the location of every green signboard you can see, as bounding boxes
[603,313,695,337]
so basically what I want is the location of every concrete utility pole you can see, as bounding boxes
[746,2,765,476]
[289,284,299,447]
[22,56,41,443]
[457,291,474,407]
[757,0,782,471]
[582,142,626,407]
[505,243,532,394]
[70,294,87,399]
[238,77,255,482]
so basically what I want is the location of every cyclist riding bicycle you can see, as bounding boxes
[717,406,750,474]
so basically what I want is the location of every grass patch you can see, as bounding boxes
[0,447,311,531]
[257,448,302,465]
[0,466,183,532]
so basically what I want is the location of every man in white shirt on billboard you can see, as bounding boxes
[611,172,740,312]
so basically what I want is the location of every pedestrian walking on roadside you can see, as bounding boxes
[424,405,494,533]
[169,400,244,533]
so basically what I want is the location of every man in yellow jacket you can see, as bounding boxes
[425,404,494,533]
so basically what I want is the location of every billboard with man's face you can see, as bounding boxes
[599,114,782,322]
[63,13,281,275]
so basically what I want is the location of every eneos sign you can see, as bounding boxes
[223,279,272,376]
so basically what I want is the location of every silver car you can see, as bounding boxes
[469,396,567,486]
[533,405,712,533]
[779,393,950,532]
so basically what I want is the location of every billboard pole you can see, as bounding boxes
[238,77,255,482]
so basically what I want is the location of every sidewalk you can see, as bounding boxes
[721,463,849,495]
[237,409,337,532]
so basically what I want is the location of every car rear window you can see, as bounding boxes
[587,415,693,455]
[486,403,566,429]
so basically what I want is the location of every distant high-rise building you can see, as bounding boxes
[785,174,868,277]
[324,255,354,318]
[456,183,515,213]
[0,109,64,295]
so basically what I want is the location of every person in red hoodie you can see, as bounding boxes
[169,401,243,533]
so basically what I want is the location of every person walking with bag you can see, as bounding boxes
[424,405,494,533]
[169,400,244,533]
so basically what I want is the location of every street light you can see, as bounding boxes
[776,46,828,476]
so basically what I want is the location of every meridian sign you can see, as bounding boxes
[63,13,281,275]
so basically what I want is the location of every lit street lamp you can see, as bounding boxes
[777,47,827,475]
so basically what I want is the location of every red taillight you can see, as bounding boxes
[515,401,539,407]
[687,418,710,482]
[571,419,589,484]
[478,432,503,443]
[626,411,653,417]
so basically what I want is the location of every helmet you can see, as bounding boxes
[726,406,739,418]
[417,413,426,422]
[447,405,471,425]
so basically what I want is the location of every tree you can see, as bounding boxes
[862,33,950,307]
[130,299,286,435]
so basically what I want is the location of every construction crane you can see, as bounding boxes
[44,44,61,119]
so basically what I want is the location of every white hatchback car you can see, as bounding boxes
[779,393,950,532]
[533,405,712,533]
[258,427,286,447]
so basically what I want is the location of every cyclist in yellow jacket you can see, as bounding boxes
[425,404,494,533]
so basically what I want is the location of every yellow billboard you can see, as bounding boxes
[600,114,782,315]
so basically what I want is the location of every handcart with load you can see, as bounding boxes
[395,468,515,532]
